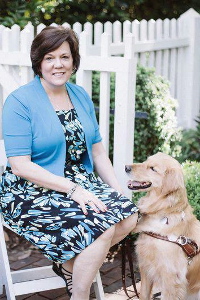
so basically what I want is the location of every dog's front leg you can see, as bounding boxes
[139,267,153,300]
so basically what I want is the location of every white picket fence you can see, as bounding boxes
[0,8,200,193]
[0,9,200,127]
[52,8,200,129]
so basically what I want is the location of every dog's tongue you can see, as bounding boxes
[128,180,141,188]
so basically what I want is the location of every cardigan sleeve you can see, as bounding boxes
[3,94,32,157]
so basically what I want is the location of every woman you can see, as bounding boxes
[0,26,138,300]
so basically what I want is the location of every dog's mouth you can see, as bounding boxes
[127,180,152,190]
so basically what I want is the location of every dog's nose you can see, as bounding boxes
[125,165,132,173]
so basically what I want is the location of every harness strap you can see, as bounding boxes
[121,236,139,298]
[143,231,199,259]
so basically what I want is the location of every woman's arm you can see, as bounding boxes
[8,155,107,214]
[9,155,75,192]
[92,142,123,194]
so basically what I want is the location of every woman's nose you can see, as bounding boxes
[54,58,63,68]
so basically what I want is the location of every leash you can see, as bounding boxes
[121,235,139,298]
[143,231,200,261]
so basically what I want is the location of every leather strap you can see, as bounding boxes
[143,231,199,259]
[121,236,139,298]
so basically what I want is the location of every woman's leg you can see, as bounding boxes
[63,257,74,273]
[70,225,115,300]
[61,212,138,299]
[110,212,138,246]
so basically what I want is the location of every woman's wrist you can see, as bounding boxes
[67,183,78,199]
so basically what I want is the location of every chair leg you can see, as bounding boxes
[0,217,16,300]
[0,272,3,295]
[93,271,105,300]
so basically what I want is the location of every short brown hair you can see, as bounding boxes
[30,26,80,77]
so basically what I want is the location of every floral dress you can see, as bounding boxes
[0,108,138,263]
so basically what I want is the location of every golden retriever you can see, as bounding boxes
[125,152,200,300]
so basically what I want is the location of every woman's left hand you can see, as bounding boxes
[71,185,108,215]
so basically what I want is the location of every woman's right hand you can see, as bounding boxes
[71,185,108,215]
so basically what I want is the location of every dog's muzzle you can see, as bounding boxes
[125,165,132,173]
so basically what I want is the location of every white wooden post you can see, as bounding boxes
[140,19,148,66]
[155,19,163,75]
[104,21,112,39]
[73,22,82,37]
[169,18,178,97]
[113,21,122,44]
[76,31,93,96]
[148,19,155,68]
[20,25,34,85]
[123,20,131,41]
[62,22,71,28]
[1,28,19,98]
[99,33,111,155]
[162,19,170,79]
[177,9,200,128]
[37,23,46,34]
[94,22,103,46]
[132,20,139,62]
[83,22,93,45]
[113,33,136,197]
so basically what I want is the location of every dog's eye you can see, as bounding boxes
[150,166,157,172]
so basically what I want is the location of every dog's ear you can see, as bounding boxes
[161,167,185,197]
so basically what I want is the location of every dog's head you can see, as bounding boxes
[125,152,185,197]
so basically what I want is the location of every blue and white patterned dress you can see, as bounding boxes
[0,108,138,263]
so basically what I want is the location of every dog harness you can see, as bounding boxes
[143,231,200,262]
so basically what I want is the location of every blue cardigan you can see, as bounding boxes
[3,76,102,176]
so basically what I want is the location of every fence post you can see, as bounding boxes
[76,31,93,96]
[113,33,136,197]
[73,22,82,37]
[99,33,111,155]
[177,9,200,128]
[20,24,34,85]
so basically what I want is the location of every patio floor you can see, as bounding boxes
[0,233,140,300]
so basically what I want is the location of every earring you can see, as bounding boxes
[71,68,77,75]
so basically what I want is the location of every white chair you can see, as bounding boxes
[0,139,105,300]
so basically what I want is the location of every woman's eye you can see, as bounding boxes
[45,57,53,61]
[62,56,69,59]
[150,166,157,172]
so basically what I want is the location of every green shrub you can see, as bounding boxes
[91,65,182,162]
[178,115,200,163]
[134,65,182,162]
[182,161,200,220]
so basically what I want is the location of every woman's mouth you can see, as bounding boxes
[53,72,65,77]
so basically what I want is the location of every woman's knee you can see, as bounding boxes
[117,212,138,232]
[100,225,116,241]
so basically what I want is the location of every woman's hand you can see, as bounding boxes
[71,185,108,215]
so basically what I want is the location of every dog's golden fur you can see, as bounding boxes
[126,152,200,300]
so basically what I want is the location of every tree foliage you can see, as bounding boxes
[0,0,200,28]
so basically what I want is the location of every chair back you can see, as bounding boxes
[0,140,7,172]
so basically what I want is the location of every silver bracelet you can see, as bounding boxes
[67,184,78,199]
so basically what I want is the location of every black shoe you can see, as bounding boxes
[52,262,72,297]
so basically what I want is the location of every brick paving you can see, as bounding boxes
[0,238,140,300]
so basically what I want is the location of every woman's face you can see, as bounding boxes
[40,41,73,89]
